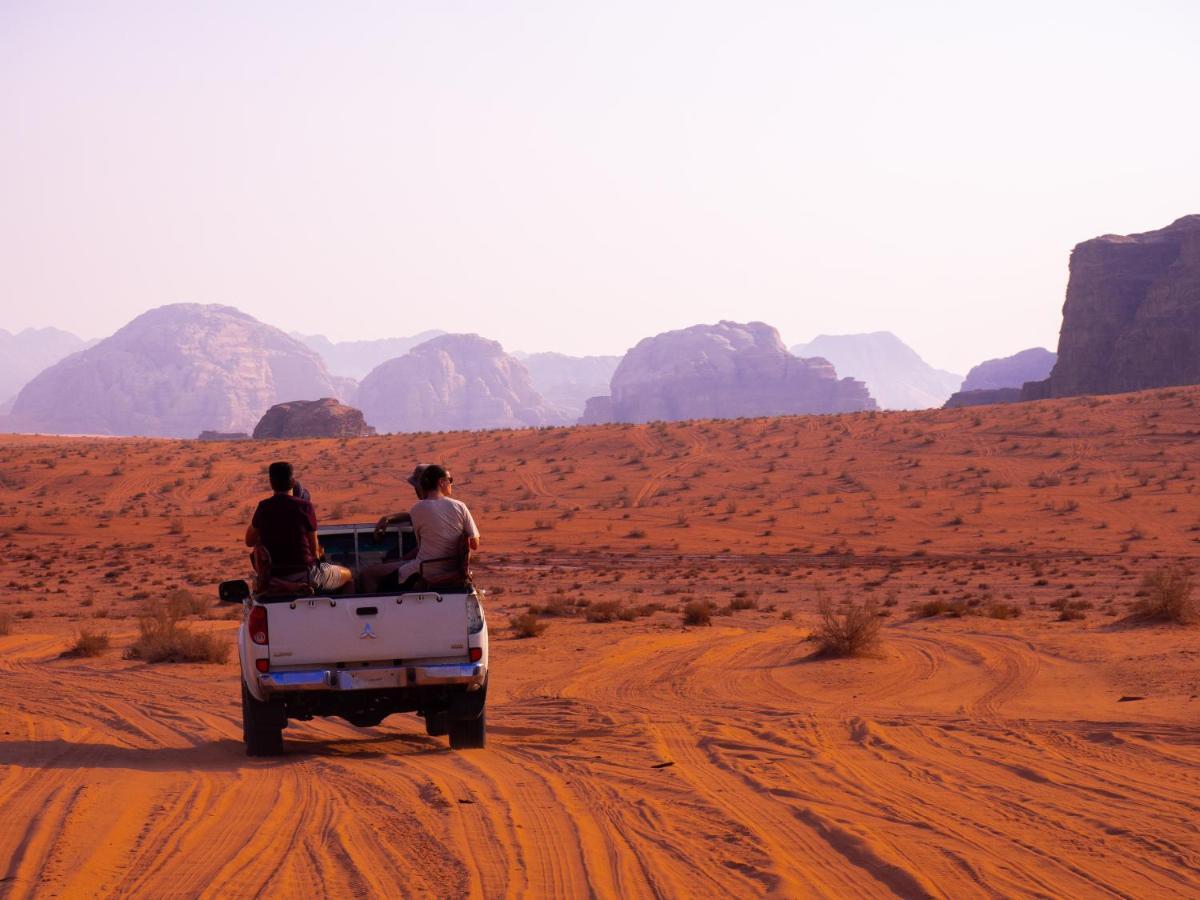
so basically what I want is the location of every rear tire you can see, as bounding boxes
[242,681,284,757]
[448,709,486,749]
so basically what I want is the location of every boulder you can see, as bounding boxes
[1024,215,1200,399]
[356,334,570,433]
[253,398,375,439]
[10,304,346,437]
[960,347,1056,392]
[608,321,875,423]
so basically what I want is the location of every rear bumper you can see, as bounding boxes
[258,663,486,693]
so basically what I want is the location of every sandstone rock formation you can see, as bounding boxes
[514,352,622,420]
[960,347,1056,392]
[293,331,446,380]
[10,304,346,437]
[943,388,1023,409]
[790,332,960,410]
[253,398,375,439]
[0,327,94,406]
[604,321,875,423]
[356,334,570,433]
[580,395,615,425]
[1024,215,1200,399]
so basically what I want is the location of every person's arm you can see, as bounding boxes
[374,511,412,541]
[463,506,480,551]
[245,524,260,547]
[468,536,479,551]
[309,530,321,561]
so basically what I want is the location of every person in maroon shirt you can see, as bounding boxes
[244,461,350,593]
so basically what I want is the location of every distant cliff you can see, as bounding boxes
[594,321,875,423]
[513,352,621,420]
[1025,215,1200,399]
[0,327,93,405]
[790,332,960,410]
[357,334,570,432]
[293,331,446,380]
[10,304,345,437]
[961,347,1056,392]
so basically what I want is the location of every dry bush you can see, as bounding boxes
[729,594,759,611]
[1131,565,1196,624]
[585,600,634,623]
[985,601,1022,620]
[0,611,12,636]
[63,628,110,657]
[812,596,882,658]
[527,596,575,617]
[682,599,713,626]
[166,588,209,617]
[129,597,230,664]
[510,613,547,638]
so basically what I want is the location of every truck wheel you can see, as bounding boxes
[242,682,284,757]
[424,710,449,737]
[448,709,486,750]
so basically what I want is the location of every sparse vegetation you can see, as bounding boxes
[63,628,110,657]
[129,597,230,663]
[682,599,713,626]
[1131,565,1196,624]
[812,595,882,657]
[510,613,547,638]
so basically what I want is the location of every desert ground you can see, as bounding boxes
[1,387,1199,898]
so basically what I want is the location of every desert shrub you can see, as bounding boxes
[0,611,11,635]
[1131,565,1196,624]
[585,600,627,623]
[63,628,110,657]
[527,596,575,617]
[166,588,209,618]
[632,602,664,618]
[510,613,547,638]
[812,596,882,658]
[729,595,758,611]
[682,599,713,626]
[986,601,1022,620]
[129,598,229,663]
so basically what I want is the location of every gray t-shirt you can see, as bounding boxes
[400,497,480,581]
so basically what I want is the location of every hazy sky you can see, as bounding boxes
[2,1,1197,373]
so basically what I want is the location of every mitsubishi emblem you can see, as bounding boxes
[359,622,378,639]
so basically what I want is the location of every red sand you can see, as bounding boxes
[1,387,1198,896]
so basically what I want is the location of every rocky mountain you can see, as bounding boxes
[961,347,1056,392]
[590,321,875,424]
[0,326,94,406]
[10,304,346,437]
[943,388,1023,409]
[293,331,446,380]
[790,332,960,410]
[253,398,376,439]
[1025,215,1200,399]
[513,352,622,420]
[356,334,571,433]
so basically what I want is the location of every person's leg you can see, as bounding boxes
[358,561,400,594]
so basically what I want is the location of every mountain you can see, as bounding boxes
[293,331,446,380]
[789,332,960,410]
[513,352,622,420]
[590,321,875,424]
[960,347,1056,392]
[9,304,345,437]
[1025,215,1200,400]
[0,327,94,406]
[356,334,571,433]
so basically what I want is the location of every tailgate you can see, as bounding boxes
[266,593,469,667]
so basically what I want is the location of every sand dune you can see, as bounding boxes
[1,387,1199,897]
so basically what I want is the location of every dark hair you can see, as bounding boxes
[268,461,294,492]
[419,464,448,493]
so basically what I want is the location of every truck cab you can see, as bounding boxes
[220,522,489,756]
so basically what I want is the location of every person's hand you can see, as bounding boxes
[373,516,389,542]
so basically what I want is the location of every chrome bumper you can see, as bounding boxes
[259,663,485,693]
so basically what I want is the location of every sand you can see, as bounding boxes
[1,387,1198,897]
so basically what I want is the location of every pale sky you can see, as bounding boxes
[2,1,1197,373]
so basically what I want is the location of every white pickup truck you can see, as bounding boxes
[218,522,489,756]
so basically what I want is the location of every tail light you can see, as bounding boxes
[255,658,270,673]
[249,606,269,645]
[469,647,482,662]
